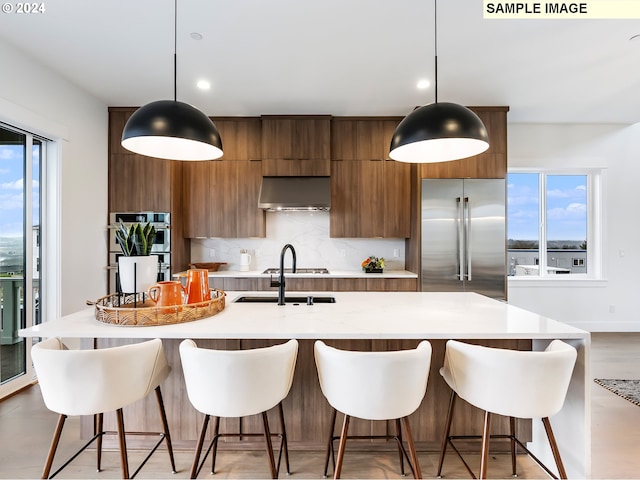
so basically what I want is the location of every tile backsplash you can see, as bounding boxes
[190,212,406,272]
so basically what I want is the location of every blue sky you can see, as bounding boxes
[0,143,39,238]
[507,173,587,241]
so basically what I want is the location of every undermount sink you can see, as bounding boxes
[233,295,336,304]
[262,267,330,274]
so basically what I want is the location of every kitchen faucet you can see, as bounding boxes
[271,244,297,305]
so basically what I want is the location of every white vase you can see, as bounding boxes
[118,255,158,293]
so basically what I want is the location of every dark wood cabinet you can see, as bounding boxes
[261,115,331,176]
[418,106,509,179]
[215,276,415,292]
[181,117,265,238]
[331,117,401,161]
[182,161,211,238]
[182,159,265,238]
[211,117,262,161]
[108,107,189,272]
[329,117,411,238]
[330,158,410,238]
[108,109,173,212]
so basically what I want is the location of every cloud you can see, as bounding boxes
[576,185,586,191]
[0,179,23,190]
[0,146,21,161]
[0,192,24,210]
[547,188,570,198]
[547,202,587,220]
[509,209,538,220]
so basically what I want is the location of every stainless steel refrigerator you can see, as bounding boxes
[421,179,506,300]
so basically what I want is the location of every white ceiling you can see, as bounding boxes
[1,0,639,124]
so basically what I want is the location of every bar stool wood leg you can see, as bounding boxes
[116,408,130,479]
[261,411,277,479]
[210,416,221,475]
[395,418,406,476]
[190,414,210,479]
[323,408,337,477]
[479,411,492,480]
[509,416,517,477]
[542,417,568,479]
[401,416,422,479]
[334,414,351,479]
[95,413,103,473]
[42,414,66,479]
[154,386,177,473]
[437,390,456,477]
[277,402,291,475]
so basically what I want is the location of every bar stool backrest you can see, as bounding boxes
[31,337,170,416]
[440,339,577,419]
[179,339,298,418]
[314,340,432,421]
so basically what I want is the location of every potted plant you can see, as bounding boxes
[361,256,385,273]
[115,221,158,293]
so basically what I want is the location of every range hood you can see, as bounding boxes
[258,176,331,211]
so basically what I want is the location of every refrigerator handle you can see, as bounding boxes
[464,197,472,280]
[456,197,464,281]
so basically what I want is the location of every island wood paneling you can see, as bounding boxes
[84,338,531,452]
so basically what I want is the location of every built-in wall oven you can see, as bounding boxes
[107,212,171,293]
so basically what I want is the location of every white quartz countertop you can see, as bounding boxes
[20,291,588,341]
[174,269,418,279]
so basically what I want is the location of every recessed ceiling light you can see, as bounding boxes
[417,79,431,90]
[190,32,203,40]
[197,80,211,90]
[196,80,211,90]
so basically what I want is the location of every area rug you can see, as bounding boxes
[594,379,640,406]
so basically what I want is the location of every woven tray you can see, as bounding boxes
[94,289,226,326]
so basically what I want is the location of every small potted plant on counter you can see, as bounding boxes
[361,256,385,273]
[115,221,158,293]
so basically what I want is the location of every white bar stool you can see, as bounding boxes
[314,340,432,479]
[179,339,298,479]
[437,339,577,479]
[31,337,176,479]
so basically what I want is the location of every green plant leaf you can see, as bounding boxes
[115,221,156,256]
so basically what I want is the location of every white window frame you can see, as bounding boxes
[508,168,603,281]
[0,110,61,399]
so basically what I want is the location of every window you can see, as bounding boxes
[0,124,45,396]
[508,171,599,278]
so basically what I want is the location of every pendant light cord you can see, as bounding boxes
[173,0,177,102]
[434,0,438,103]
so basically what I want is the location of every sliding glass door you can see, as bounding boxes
[0,125,43,397]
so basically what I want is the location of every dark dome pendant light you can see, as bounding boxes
[389,0,489,164]
[121,0,223,161]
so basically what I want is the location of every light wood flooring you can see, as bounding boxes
[0,332,639,479]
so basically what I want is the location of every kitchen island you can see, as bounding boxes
[19,291,590,478]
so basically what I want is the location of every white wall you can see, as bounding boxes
[508,123,640,331]
[191,211,406,272]
[0,39,108,317]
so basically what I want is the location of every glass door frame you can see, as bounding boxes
[0,125,48,398]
